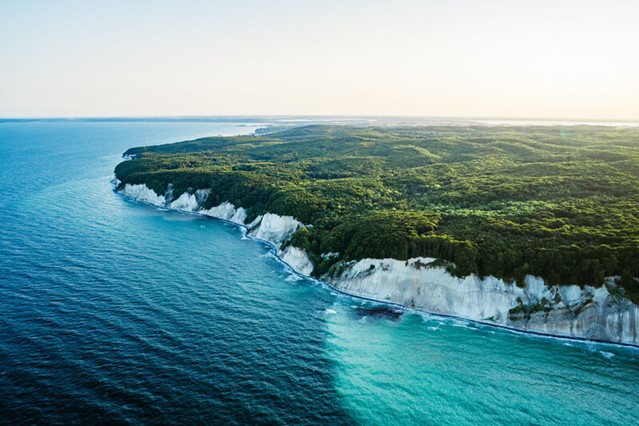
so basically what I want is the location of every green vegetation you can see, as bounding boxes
[115,125,639,301]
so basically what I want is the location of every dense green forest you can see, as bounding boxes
[115,125,639,302]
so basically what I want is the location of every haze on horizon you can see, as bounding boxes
[1,0,638,120]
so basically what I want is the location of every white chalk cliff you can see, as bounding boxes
[120,183,166,206]
[280,246,314,275]
[118,183,312,274]
[248,213,302,245]
[118,183,638,346]
[328,257,638,346]
[201,201,248,225]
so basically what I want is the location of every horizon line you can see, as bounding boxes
[2,114,639,122]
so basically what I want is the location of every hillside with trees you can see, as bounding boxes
[115,125,639,302]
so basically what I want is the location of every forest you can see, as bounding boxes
[115,125,639,302]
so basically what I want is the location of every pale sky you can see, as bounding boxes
[1,0,638,119]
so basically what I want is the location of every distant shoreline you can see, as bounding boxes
[3,116,639,127]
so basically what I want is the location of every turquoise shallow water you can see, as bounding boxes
[0,121,637,425]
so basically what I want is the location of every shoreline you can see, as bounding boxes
[115,186,639,350]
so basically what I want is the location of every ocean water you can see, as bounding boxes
[0,121,638,425]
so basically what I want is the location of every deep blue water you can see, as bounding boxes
[0,121,638,425]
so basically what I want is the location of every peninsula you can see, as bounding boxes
[114,125,639,346]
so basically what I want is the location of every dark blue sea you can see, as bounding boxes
[0,121,638,425]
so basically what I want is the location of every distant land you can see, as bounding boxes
[2,116,639,127]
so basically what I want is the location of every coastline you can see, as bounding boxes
[114,181,639,349]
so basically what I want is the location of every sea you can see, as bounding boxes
[0,120,637,425]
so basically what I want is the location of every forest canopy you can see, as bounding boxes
[115,125,639,301]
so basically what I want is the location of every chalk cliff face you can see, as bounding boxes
[117,183,306,256]
[117,183,638,346]
[248,213,302,245]
[201,201,247,225]
[169,191,200,211]
[327,257,638,346]
[279,246,314,275]
[120,183,166,206]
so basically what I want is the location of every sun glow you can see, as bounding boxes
[1,0,637,119]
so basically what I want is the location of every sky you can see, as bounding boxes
[1,0,638,119]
